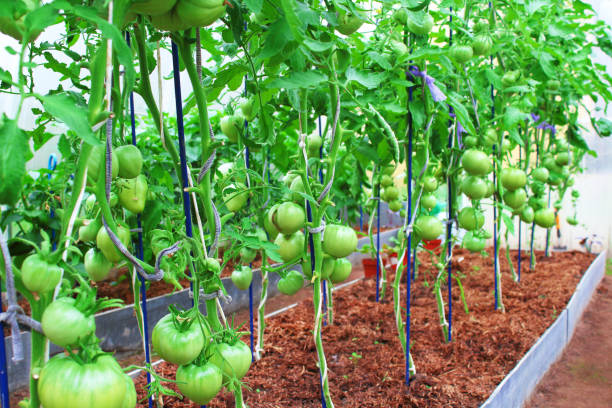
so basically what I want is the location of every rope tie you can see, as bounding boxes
[197,150,216,184]
[189,289,232,304]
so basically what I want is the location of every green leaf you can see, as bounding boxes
[38,93,101,146]
[501,213,515,235]
[595,117,612,137]
[446,93,476,135]
[346,67,384,89]
[303,38,333,53]
[244,0,263,14]
[0,116,29,206]
[503,106,528,129]
[23,4,58,40]
[280,0,304,42]
[269,71,327,89]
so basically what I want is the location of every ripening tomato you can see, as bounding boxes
[152,314,206,366]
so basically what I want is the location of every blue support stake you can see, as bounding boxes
[447,8,453,338]
[126,32,153,408]
[405,71,415,385]
[318,117,327,326]
[47,154,58,251]
[518,147,522,282]
[171,40,203,408]
[0,285,9,408]
[489,0,499,310]
[545,189,552,256]
[375,183,381,302]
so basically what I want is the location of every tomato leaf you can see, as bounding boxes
[244,0,263,14]
[446,93,476,136]
[0,116,29,206]
[346,67,384,89]
[269,71,327,89]
[37,93,101,146]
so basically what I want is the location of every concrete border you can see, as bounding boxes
[480,250,607,408]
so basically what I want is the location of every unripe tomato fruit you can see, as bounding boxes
[239,247,257,264]
[176,363,223,405]
[274,231,305,262]
[472,34,493,56]
[87,145,118,186]
[323,224,358,258]
[152,314,206,365]
[389,200,402,212]
[118,175,148,214]
[209,341,252,380]
[336,9,363,35]
[531,167,549,183]
[458,207,484,231]
[42,298,95,348]
[307,133,322,156]
[535,208,555,228]
[520,206,535,223]
[450,44,474,64]
[231,265,253,290]
[423,176,438,192]
[500,167,527,191]
[38,354,136,408]
[381,174,393,187]
[406,12,434,36]
[96,225,131,263]
[503,189,527,209]
[115,145,143,179]
[130,0,177,16]
[461,176,488,200]
[175,0,226,28]
[383,186,400,201]
[84,248,112,282]
[414,215,443,241]
[220,115,242,142]
[277,269,304,294]
[330,258,352,283]
[421,193,437,210]
[461,149,491,176]
[555,151,570,166]
[223,183,248,212]
[274,202,305,235]
[21,254,62,294]
[463,232,485,252]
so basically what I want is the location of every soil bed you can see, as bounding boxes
[131,248,596,407]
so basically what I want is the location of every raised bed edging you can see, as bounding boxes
[480,250,607,408]
[4,228,400,389]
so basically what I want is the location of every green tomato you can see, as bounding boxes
[321,256,336,280]
[130,0,177,16]
[330,258,352,284]
[115,145,143,179]
[381,174,393,187]
[307,133,323,156]
[462,232,485,252]
[38,354,136,408]
[520,206,535,223]
[383,163,396,176]
[239,247,257,264]
[484,128,498,146]
[220,115,242,142]
[42,298,95,348]
[231,265,253,290]
[390,40,409,58]
[571,190,580,199]
[152,314,206,366]
[175,0,226,28]
[274,231,305,262]
[394,8,407,24]
[176,362,223,405]
[500,167,527,191]
[567,216,579,226]
[78,218,102,243]
[461,149,491,176]
[84,248,112,282]
[209,341,252,380]
[118,175,148,214]
[503,189,527,209]
[472,33,493,56]
[555,151,570,166]
[458,207,485,231]
[421,193,437,210]
[203,257,221,274]
[450,44,474,64]
[289,176,305,202]
[406,11,434,36]
[422,176,438,193]
[531,167,549,183]
[388,200,402,212]
[383,186,399,201]
[223,183,248,212]
[501,138,512,153]
[461,176,488,200]
[464,136,478,148]
[502,70,521,87]
[239,97,256,121]
[414,215,443,241]
[535,208,555,228]
[21,254,62,294]
[274,201,305,235]
[484,179,495,198]
[264,204,280,240]
[336,9,363,35]
[546,79,561,91]
[323,224,358,258]
[277,269,304,295]
[96,225,131,263]
[150,10,191,31]
[548,174,562,186]
[87,145,119,186]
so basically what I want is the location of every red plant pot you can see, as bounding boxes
[362,258,378,278]
[424,239,442,251]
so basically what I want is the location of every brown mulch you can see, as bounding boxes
[129,248,596,407]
